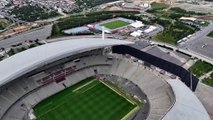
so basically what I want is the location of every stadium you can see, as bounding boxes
[0,38,211,120]
[92,17,134,33]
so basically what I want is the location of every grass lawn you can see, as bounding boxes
[154,22,197,44]
[0,18,12,30]
[151,2,169,10]
[190,60,213,77]
[101,20,130,29]
[207,31,213,38]
[154,32,177,44]
[202,77,213,87]
[34,77,141,120]
[147,5,201,45]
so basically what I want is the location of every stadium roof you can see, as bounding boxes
[130,30,143,37]
[180,17,197,21]
[63,26,89,34]
[163,80,211,120]
[130,21,144,28]
[0,38,132,87]
[144,26,157,33]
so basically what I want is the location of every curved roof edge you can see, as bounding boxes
[163,79,210,120]
[0,38,132,86]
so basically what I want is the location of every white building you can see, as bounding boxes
[144,26,157,33]
[130,21,145,28]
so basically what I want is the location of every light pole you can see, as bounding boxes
[102,26,105,40]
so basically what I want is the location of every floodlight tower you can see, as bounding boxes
[102,26,105,40]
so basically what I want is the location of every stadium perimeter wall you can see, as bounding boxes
[112,45,199,91]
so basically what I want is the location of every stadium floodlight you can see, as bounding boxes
[101,26,110,40]
[102,26,105,40]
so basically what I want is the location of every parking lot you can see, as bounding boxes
[178,23,213,59]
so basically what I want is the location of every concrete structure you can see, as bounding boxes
[130,21,145,28]
[0,38,132,86]
[152,40,213,65]
[130,30,143,37]
[164,79,211,120]
[0,38,210,120]
[144,26,157,33]
[180,17,197,22]
[63,26,89,34]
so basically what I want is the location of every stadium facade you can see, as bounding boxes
[0,38,210,120]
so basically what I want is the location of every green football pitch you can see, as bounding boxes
[101,20,130,29]
[33,77,141,120]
